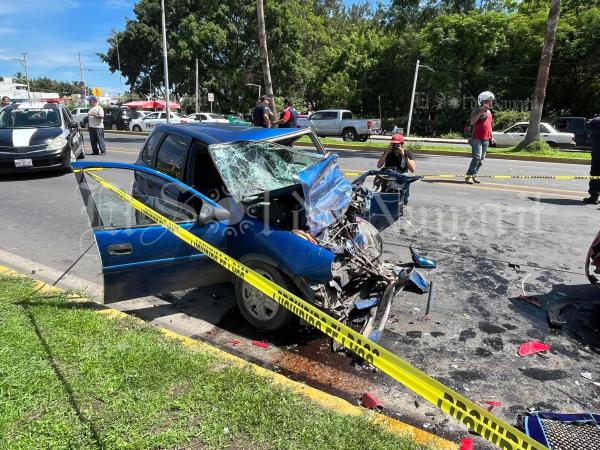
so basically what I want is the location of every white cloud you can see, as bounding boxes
[104,0,131,8]
[0,0,80,15]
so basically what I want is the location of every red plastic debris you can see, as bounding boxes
[518,340,551,357]
[484,400,503,407]
[228,339,241,346]
[460,437,474,450]
[252,340,269,349]
[361,392,383,410]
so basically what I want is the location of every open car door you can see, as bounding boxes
[73,161,231,303]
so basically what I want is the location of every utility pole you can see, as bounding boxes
[160,0,170,123]
[14,53,32,100]
[406,60,434,137]
[195,58,199,113]
[257,0,276,118]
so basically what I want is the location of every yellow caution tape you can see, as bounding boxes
[420,174,599,180]
[83,169,548,450]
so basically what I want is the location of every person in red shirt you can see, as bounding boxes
[466,91,495,184]
[273,98,297,128]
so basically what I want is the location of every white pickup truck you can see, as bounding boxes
[305,109,381,141]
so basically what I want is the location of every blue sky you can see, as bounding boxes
[0,0,138,96]
[0,0,368,96]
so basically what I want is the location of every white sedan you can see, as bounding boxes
[492,122,576,148]
[129,111,190,131]
[187,112,229,123]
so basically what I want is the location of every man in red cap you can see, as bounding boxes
[377,133,416,204]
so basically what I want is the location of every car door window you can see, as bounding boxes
[145,113,159,120]
[342,112,352,120]
[159,113,166,120]
[310,113,323,120]
[200,114,207,121]
[155,134,191,180]
[540,124,550,133]
[140,131,165,165]
[322,112,338,120]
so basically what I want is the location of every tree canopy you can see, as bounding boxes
[96,0,600,133]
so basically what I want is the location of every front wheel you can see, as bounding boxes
[358,135,369,142]
[547,141,559,148]
[133,125,142,132]
[111,123,118,131]
[235,261,295,331]
[342,128,358,141]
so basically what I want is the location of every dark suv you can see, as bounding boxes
[82,106,131,130]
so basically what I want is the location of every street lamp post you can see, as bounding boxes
[246,83,261,99]
[406,60,434,137]
[113,32,124,101]
[160,0,170,123]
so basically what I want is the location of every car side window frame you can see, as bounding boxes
[140,130,166,166]
[155,132,193,180]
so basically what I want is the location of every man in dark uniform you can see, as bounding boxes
[584,115,600,204]
[252,95,271,128]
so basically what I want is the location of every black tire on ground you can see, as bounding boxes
[133,125,142,132]
[234,261,295,331]
[359,135,369,142]
[547,141,559,148]
[111,123,118,130]
[342,128,358,141]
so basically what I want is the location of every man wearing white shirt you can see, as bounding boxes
[87,95,106,155]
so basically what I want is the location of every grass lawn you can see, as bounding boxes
[0,273,435,450]
[298,136,591,160]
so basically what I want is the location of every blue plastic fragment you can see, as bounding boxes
[407,268,429,293]
[368,330,382,342]
[354,297,380,311]
[410,246,437,269]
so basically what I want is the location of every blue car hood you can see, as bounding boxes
[293,153,352,236]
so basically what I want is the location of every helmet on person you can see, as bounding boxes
[478,91,495,105]
[391,134,405,144]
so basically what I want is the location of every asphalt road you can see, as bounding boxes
[1,132,598,446]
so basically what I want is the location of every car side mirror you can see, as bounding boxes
[68,121,79,129]
[198,203,230,224]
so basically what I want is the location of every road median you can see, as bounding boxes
[0,266,455,450]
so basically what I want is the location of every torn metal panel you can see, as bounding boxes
[293,154,353,236]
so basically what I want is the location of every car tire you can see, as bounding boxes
[547,141,559,148]
[133,125,142,132]
[358,135,369,142]
[342,128,358,141]
[235,261,296,331]
[111,123,118,131]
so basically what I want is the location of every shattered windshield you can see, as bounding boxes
[209,141,325,201]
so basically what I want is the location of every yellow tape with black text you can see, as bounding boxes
[82,169,548,450]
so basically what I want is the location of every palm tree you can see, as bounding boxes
[257,0,277,118]
[520,0,561,148]
[13,72,26,83]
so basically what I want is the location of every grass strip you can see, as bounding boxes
[0,273,435,450]
[298,136,591,160]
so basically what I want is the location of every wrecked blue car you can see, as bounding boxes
[74,124,424,336]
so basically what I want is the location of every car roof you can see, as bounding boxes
[153,123,312,144]
[512,122,553,126]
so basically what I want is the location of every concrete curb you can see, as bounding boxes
[104,129,589,165]
[0,265,458,450]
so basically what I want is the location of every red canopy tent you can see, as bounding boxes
[122,100,181,110]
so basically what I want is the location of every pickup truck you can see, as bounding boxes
[305,109,381,141]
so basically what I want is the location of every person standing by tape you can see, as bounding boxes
[466,91,495,184]
[87,95,106,155]
[583,115,600,204]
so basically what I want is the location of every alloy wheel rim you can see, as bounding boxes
[241,269,280,322]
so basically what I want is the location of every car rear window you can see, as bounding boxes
[140,131,165,166]
[155,134,191,179]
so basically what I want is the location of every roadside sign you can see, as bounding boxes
[207,92,214,102]
[91,87,102,97]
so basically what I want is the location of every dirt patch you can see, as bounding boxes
[519,368,569,381]
[478,321,506,334]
